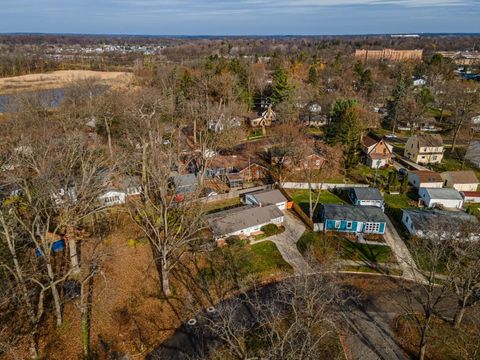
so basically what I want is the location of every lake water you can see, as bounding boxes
[0,85,108,113]
[0,88,66,113]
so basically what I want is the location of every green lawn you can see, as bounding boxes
[201,240,292,286]
[429,153,480,180]
[287,189,346,220]
[306,127,324,136]
[465,203,480,219]
[247,129,265,141]
[297,231,395,263]
[249,241,293,274]
[425,107,452,119]
[384,192,418,209]
[347,164,393,189]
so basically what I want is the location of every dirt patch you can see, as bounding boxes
[0,70,134,95]
[38,215,186,360]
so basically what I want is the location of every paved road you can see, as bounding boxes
[344,310,408,360]
[268,211,313,274]
[383,217,425,283]
[146,275,426,360]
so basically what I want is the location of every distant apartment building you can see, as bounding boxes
[436,51,480,66]
[355,49,423,62]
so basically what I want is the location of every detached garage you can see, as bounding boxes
[245,189,288,210]
[418,187,464,209]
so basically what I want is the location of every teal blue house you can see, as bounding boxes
[320,204,387,235]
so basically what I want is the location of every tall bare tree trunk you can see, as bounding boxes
[141,142,148,195]
[453,301,467,328]
[451,125,461,153]
[80,270,95,359]
[66,231,80,274]
[161,265,171,297]
[193,118,197,144]
[418,314,432,360]
[46,262,63,327]
[104,117,113,158]
[2,215,40,357]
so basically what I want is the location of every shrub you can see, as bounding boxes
[260,223,281,236]
[226,235,247,247]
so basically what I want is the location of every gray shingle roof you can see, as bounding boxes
[249,189,288,205]
[403,209,478,232]
[173,173,198,194]
[321,204,387,223]
[466,141,480,167]
[351,187,383,201]
[421,188,463,200]
[208,205,284,237]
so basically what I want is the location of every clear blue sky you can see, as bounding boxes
[1,0,479,35]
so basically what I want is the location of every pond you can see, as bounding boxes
[0,85,108,113]
[0,88,65,113]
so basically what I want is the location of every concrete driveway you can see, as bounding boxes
[383,217,425,283]
[267,211,313,275]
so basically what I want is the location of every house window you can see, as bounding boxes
[364,223,380,233]
[105,196,120,204]
[432,155,437,160]
[346,221,353,230]
[334,221,341,229]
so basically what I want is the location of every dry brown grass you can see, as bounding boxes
[0,70,133,95]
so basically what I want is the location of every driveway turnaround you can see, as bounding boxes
[268,211,313,275]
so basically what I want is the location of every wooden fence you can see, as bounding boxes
[278,187,314,230]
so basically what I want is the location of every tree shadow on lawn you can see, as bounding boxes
[341,240,394,264]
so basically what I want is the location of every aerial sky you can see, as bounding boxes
[0,0,479,35]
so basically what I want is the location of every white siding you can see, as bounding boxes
[452,183,479,192]
[402,212,416,236]
[419,189,463,209]
[368,158,387,169]
[98,191,126,206]
[218,216,284,240]
[358,199,383,208]
[276,201,287,210]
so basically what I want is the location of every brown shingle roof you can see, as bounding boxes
[416,134,444,147]
[442,171,479,184]
[361,136,378,148]
[411,170,443,183]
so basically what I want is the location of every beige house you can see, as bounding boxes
[404,134,444,164]
[441,171,479,192]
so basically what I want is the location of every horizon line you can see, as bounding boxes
[1,31,480,38]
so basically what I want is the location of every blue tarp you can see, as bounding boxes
[34,239,66,257]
